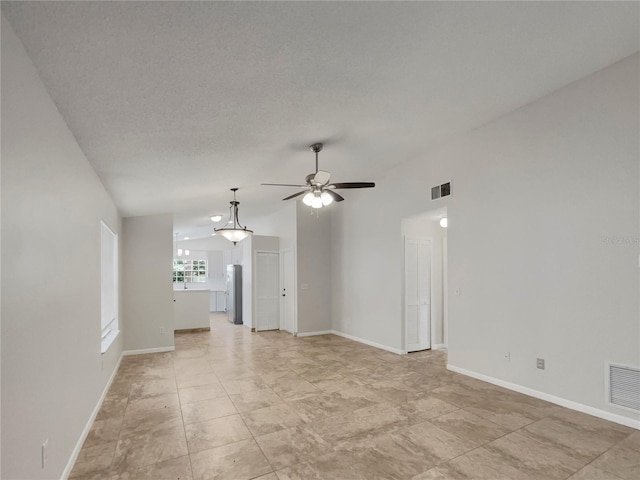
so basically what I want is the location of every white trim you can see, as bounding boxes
[331,330,405,355]
[122,346,175,356]
[432,343,447,350]
[442,232,448,348]
[279,248,296,334]
[296,330,333,337]
[447,364,640,430]
[100,328,120,354]
[61,353,123,479]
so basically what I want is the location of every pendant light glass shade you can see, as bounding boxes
[311,193,323,209]
[304,188,333,209]
[321,191,333,206]
[302,192,314,206]
[218,229,251,243]
[214,188,253,245]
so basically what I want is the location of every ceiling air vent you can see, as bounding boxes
[607,362,640,412]
[431,182,451,200]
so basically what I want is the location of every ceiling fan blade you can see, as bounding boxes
[324,189,344,202]
[330,182,375,189]
[314,170,331,185]
[262,183,307,187]
[282,190,308,201]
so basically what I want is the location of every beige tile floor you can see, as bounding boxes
[70,314,639,480]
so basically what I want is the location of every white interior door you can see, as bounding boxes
[405,237,431,352]
[256,252,280,331]
[280,249,295,333]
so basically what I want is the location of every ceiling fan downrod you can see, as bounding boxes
[310,142,323,174]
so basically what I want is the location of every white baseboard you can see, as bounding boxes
[447,364,640,430]
[432,344,447,350]
[61,352,123,479]
[331,330,405,355]
[296,330,333,337]
[122,346,175,356]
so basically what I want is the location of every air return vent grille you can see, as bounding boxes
[431,182,451,200]
[607,362,640,412]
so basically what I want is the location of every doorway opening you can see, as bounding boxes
[401,207,448,353]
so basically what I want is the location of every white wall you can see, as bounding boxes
[1,14,123,479]
[249,202,297,251]
[331,179,404,349]
[123,214,174,352]
[332,53,639,423]
[297,204,332,334]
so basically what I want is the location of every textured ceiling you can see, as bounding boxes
[2,1,639,238]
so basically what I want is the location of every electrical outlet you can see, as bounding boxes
[159,327,165,334]
[504,352,511,362]
[537,358,545,370]
[42,439,48,468]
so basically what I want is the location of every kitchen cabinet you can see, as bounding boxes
[174,290,210,330]
[209,291,226,312]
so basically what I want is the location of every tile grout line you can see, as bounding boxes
[171,338,197,480]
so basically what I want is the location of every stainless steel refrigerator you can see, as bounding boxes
[225,265,243,325]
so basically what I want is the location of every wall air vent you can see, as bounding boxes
[606,362,640,412]
[431,182,451,200]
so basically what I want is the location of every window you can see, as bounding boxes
[173,259,207,283]
[101,220,119,353]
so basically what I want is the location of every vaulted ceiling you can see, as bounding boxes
[3,1,638,238]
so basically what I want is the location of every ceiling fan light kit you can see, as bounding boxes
[214,188,253,245]
[262,142,375,209]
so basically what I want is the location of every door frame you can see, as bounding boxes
[279,248,297,334]
[403,236,433,353]
[254,250,280,332]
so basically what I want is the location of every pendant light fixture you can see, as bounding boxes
[174,233,190,256]
[214,188,253,244]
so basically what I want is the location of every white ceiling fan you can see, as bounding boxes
[262,143,375,208]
